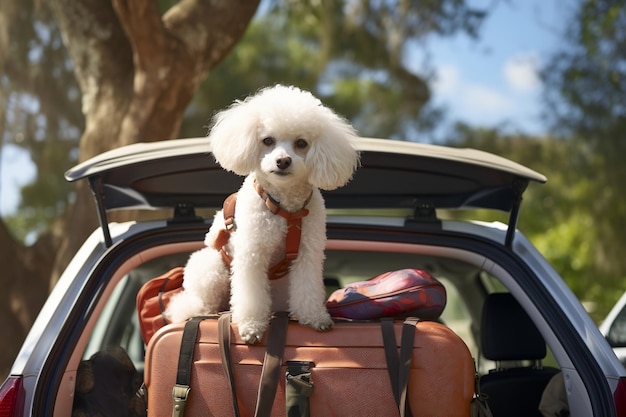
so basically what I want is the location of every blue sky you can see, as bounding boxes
[421,0,568,135]
[0,0,568,218]
[1,143,35,217]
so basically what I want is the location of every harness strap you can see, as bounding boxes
[213,181,311,281]
[215,192,238,268]
[222,192,238,231]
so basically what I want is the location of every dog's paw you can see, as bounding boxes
[299,312,334,332]
[237,320,268,344]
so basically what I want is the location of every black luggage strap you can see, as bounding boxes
[218,312,290,417]
[381,319,400,405]
[172,316,205,417]
[219,313,241,417]
[471,359,494,417]
[256,311,289,417]
[381,317,418,417]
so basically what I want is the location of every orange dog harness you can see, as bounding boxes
[212,181,311,280]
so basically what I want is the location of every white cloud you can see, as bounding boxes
[433,63,515,121]
[503,52,542,93]
[432,64,460,97]
[0,145,36,216]
[463,84,515,115]
[430,61,549,131]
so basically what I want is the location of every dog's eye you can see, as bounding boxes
[295,139,308,149]
[262,137,275,146]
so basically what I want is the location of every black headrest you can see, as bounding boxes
[481,293,546,361]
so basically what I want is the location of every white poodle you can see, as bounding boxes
[166,85,360,343]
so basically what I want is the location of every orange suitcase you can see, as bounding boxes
[144,314,476,417]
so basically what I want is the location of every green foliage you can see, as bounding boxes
[448,124,625,321]
[1,0,82,242]
[543,1,626,155]
[541,0,626,319]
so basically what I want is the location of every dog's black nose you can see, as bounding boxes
[276,157,291,170]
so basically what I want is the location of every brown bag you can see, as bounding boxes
[136,267,184,344]
[144,315,476,417]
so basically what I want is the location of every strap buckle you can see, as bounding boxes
[172,384,191,417]
[225,217,236,232]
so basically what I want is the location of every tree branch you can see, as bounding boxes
[111,0,169,70]
[110,0,260,145]
[163,0,260,74]
[49,0,133,93]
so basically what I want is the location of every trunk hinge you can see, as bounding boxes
[504,179,529,249]
[405,200,441,229]
[88,175,113,248]
[168,203,204,224]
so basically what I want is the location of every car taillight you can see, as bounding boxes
[0,376,24,417]
[615,377,626,417]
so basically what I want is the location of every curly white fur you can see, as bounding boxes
[166,85,360,343]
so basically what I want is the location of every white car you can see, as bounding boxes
[1,137,624,416]
[601,291,626,367]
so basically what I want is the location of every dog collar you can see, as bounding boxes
[253,179,312,219]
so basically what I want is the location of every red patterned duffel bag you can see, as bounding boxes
[325,269,446,320]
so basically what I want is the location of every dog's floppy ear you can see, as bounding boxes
[307,113,360,190]
[208,100,260,175]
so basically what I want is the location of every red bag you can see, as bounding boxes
[136,266,184,344]
[325,269,446,320]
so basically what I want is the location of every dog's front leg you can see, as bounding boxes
[229,257,272,344]
[288,256,334,332]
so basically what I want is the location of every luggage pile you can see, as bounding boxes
[139,268,489,417]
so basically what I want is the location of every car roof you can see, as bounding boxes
[66,136,546,212]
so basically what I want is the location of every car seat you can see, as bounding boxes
[480,292,560,417]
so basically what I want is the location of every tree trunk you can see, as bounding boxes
[49,0,259,285]
[0,221,55,378]
[0,0,258,377]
